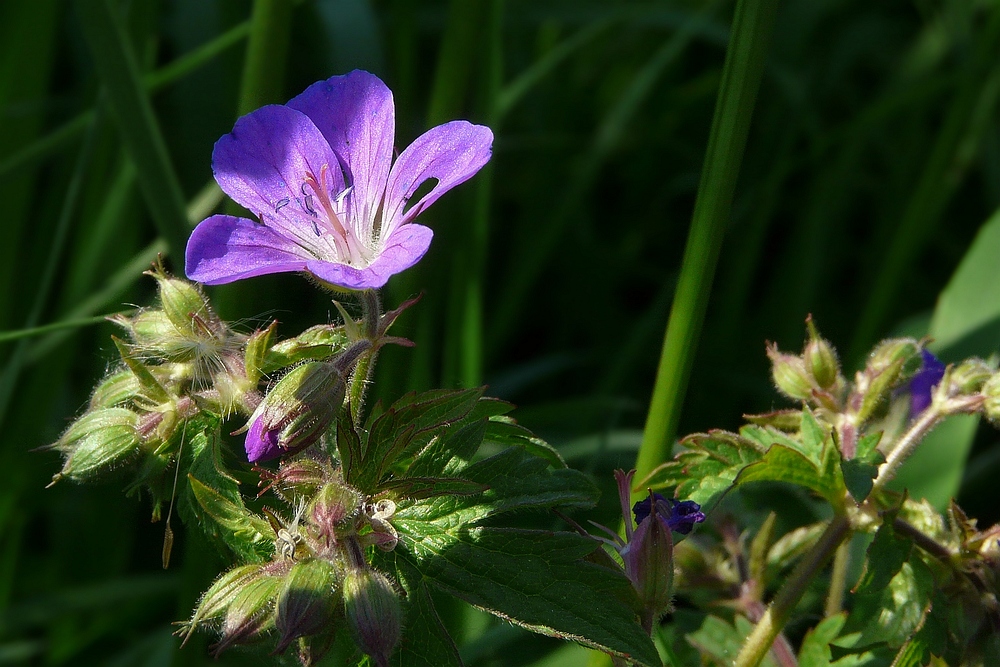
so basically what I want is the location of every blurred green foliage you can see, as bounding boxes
[2,0,1000,664]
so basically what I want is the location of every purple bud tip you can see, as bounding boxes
[633,495,705,535]
[245,417,282,463]
[909,349,946,416]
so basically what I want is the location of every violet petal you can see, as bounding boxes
[212,105,345,238]
[245,416,283,463]
[305,223,432,290]
[186,214,313,284]
[288,71,395,234]
[382,121,493,237]
[910,349,946,416]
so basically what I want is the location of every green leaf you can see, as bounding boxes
[380,477,488,500]
[799,409,830,466]
[845,519,933,650]
[644,429,763,509]
[398,447,597,527]
[797,613,875,667]
[382,555,462,667]
[406,418,488,478]
[362,388,484,486]
[687,614,777,667]
[482,418,566,468]
[855,432,882,462]
[841,458,879,502]
[395,526,659,667]
[736,442,846,508]
[337,406,364,487]
[177,420,271,562]
[187,475,271,563]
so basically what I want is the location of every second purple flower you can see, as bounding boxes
[185,70,493,290]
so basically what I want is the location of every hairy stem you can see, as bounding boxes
[871,406,943,494]
[735,515,851,667]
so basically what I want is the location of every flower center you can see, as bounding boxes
[301,165,370,266]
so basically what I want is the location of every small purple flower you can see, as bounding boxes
[909,349,946,416]
[633,493,705,535]
[185,70,493,290]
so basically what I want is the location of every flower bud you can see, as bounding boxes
[868,339,922,380]
[245,321,277,386]
[266,458,330,504]
[89,370,142,409]
[52,408,141,483]
[310,482,362,538]
[343,569,401,667]
[907,349,946,416]
[214,573,283,655]
[275,558,340,652]
[623,493,676,621]
[767,343,814,401]
[982,373,1000,423]
[148,266,217,337]
[182,563,269,643]
[244,362,346,462]
[804,318,839,389]
[950,358,993,394]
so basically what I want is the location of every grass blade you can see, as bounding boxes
[74,0,198,257]
[633,0,780,488]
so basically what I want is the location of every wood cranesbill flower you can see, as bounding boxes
[908,348,946,416]
[185,70,493,290]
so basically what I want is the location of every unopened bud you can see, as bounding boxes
[148,266,217,338]
[183,563,269,642]
[310,483,362,537]
[951,358,993,394]
[343,569,401,667]
[767,343,814,401]
[267,458,330,504]
[52,408,141,482]
[857,339,922,423]
[244,362,346,462]
[214,573,283,655]
[623,493,676,621]
[275,558,340,652]
[804,318,839,389]
[982,373,1000,423]
[89,370,142,409]
[245,321,277,386]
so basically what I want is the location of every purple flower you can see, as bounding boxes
[185,70,493,290]
[632,493,705,535]
[909,348,946,416]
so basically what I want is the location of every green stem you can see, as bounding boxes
[824,540,850,618]
[871,406,943,495]
[634,0,779,488]
[349,291,382,425]
[237,0,292,116]
[735,515,852,667]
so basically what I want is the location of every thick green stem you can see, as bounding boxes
[634,0,779,488]
[349,290,382,425]
[735,515,851,667]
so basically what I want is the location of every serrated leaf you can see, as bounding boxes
[337,406,363,486]
[380,477,488,500]
[767,521,825,571]
[687,614,777,667]
[855,432,882,462]
[407,419,488,478]
[397,447,597,527]
[395,526,659,667]
[362,388,485,486]
[797,613,874,667]
[736,444,845,507]
[841,459,879,502]
[854,519,911,593]
[383,555,463,667]
[187,474,271,562]
[644,430,763,509]
[482,418,565,468]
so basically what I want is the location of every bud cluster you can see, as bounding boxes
[182,456,402,666]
